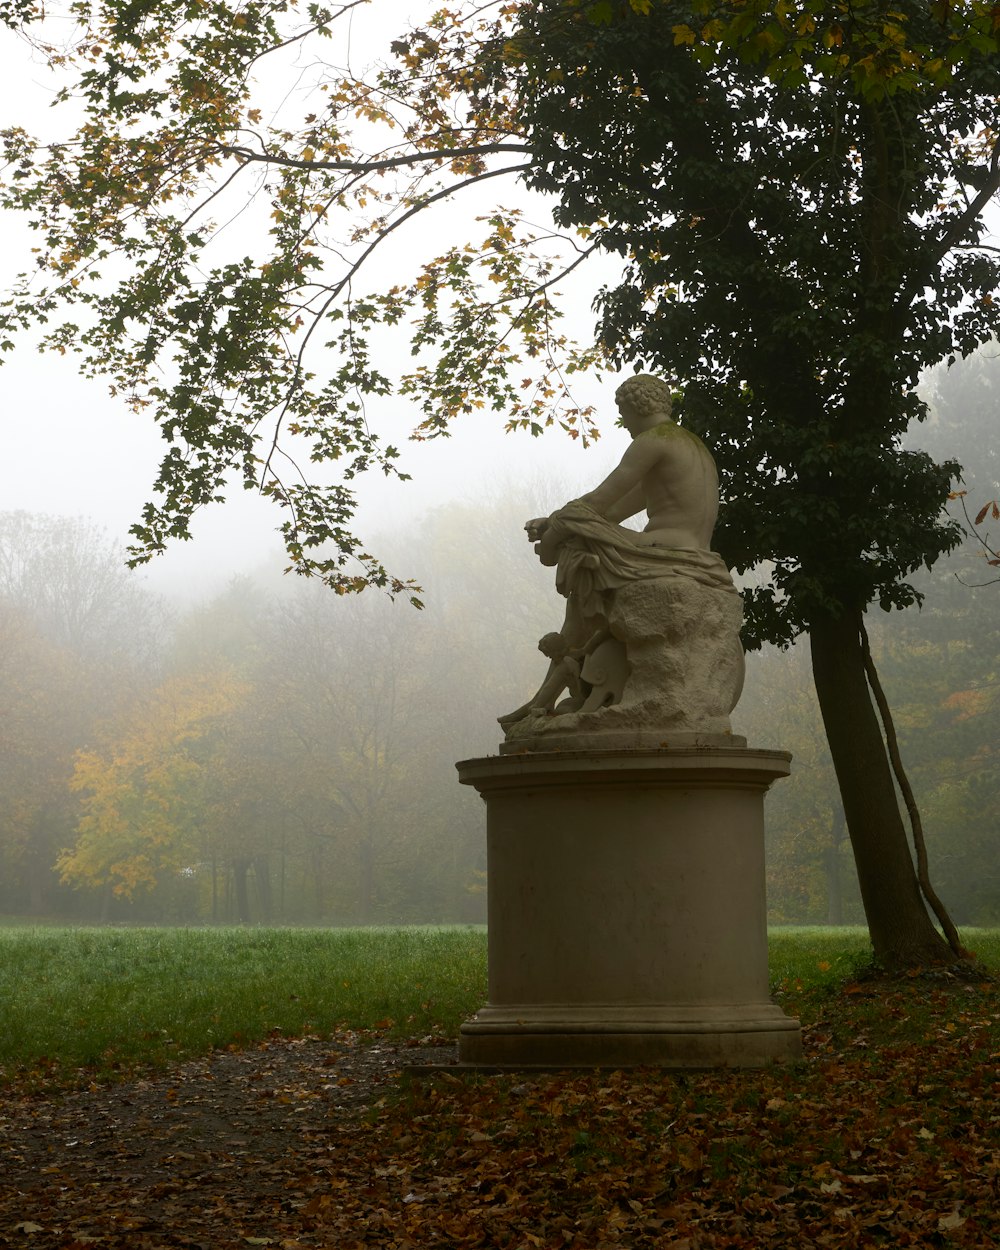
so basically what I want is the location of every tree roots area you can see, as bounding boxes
[1,981,998,1250]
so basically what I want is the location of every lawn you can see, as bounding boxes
[0,924,487,1085]
[1,923,996,1087]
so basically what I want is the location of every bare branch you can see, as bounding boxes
[952,243,1000,256]
[951,492,1000,587]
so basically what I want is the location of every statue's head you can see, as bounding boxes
[615,373,673,422]
[537,631,567,659]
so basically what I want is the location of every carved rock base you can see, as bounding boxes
[456,747,801,1069]
[503,574,746,753]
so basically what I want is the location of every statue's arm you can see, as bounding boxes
[603,483,646,523]
[576,440,658,519]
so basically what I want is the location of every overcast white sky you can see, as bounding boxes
[0,2,628,601]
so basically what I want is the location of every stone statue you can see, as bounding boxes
[501,374,746,751]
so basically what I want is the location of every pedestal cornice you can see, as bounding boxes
[458,744,792,793]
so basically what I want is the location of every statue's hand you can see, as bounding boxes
[525,517,549,542]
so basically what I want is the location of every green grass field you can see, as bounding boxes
[0,925,486,1085]
[1,924,996,1088]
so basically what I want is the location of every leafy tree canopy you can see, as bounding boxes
[1,0,998,643]
[6,0,999,967]
[0,0,598,600]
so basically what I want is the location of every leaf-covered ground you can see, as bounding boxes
[1,978,997,1249]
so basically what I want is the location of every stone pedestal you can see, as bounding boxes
[456,746,801,1069]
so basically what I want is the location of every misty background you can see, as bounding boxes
[1,346,998,929]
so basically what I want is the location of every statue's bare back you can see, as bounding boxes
[528,375,720,555]
[580,421,720,550]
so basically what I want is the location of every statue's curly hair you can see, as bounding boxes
[614,373,673,420]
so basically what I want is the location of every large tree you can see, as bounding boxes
[497,0,1000,966]
[3,0,999,966]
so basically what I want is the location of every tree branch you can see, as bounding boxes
[259,160,533,480]
[902,140,1000,304]
[951,491,1000,586]
[220,140,529,175]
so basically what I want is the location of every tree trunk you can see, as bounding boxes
[359,836,375,926]
[809,608,953,969]
[100,881,113,925]
[254,855,272,923]
[312,846,325,921]
[232,859,252,925]
[825,805,845,927]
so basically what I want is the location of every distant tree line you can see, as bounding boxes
[0,353,997,926]
[0,490,560,925]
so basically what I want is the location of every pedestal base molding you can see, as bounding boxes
[460,1003,802,1069]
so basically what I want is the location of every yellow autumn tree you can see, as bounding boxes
[60,670,248,902]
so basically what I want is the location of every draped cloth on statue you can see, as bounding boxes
[546,500,738,618]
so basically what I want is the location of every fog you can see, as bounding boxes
[2,350,997,927]
[0,337,625,601]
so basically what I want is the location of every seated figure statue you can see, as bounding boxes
[500,373,746,751]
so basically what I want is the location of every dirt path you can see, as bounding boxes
[0,1034,458,1248]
